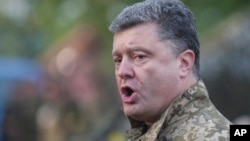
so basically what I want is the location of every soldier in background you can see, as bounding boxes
[109,0,231,140]
[1,47,127,141]
[40,24,128,141]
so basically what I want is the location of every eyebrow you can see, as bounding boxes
[112,46,152,56]
[112,49,119,56]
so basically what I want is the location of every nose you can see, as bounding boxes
[117,58,134,79]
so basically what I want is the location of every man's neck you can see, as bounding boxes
[179,74,198,96]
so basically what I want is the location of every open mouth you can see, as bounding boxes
[121,86,134,97]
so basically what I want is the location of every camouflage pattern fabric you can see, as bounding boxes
[126,80,231,141]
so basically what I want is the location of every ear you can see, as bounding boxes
[178,49,195,78]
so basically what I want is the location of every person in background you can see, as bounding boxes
[109,0,231,140]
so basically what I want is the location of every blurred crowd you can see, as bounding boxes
[0,25,128,141]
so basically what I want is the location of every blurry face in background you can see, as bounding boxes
[112,22,182,124]
[67,63,100,110]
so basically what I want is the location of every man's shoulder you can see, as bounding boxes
[158,119,230,140]
[159,80,231,140]
[159,103,231,141]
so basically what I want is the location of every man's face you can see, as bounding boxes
[112,22,181,123]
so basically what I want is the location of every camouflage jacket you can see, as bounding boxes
[126,80,231,141]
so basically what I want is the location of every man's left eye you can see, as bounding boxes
[137,55,143,58]
[135,55,146,60]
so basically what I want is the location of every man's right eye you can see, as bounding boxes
[114,58,122,65]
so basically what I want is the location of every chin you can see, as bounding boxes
[123,104,144,117]
[124,108,137,117]
[125,111,143,121]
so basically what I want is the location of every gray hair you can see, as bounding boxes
[109,0,200,78]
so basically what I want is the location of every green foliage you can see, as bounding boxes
[0,0,249,59]
[183,0,250,34]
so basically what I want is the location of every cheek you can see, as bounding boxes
[147,66,179,94]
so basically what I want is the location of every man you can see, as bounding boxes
[109,0,231,140]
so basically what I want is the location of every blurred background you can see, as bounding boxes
[0,0,250,141]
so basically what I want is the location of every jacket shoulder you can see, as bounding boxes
[159,106,231,141]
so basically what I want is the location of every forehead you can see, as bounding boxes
[114,22,159,39]
[112,22,161,55]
